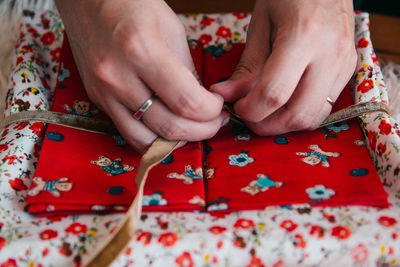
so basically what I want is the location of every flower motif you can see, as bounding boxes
[233,13,248,20]
[234,218,255,229]
[200,17,215,26]
[40,31,55,45]
[207,203,228,212]
[367,130,377,151]
[356,79,374,93]
[8,178,27,191]
[50,47,62,61]
[199,34,212,46]
[216,26,232,38]
[378,216,397,227]
[39,229,58,240]
[158,232,178,247]
[352,244,369,265]
[0,258,17,267]
[58,63,70,82]
[0,237,6,252]
[306,185,335,200]
[309,225,325,238]
[357,37,369,48]
[378,120,392,135]
[136,231,152,245]
[293,234,306,248]
[209,225,227,235]
[331,225,351,240]
[228,153,254,167]
[280,219,298,232]
[29,122,44,137]
[142,191,167,206]
[175,251,194,267]
[65,222,87,235]
[377,143,387,156]
[326,121,349,132]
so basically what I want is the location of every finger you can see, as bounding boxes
[234,43,310,123]
[247,60,338,135]
[141,98,230,141]
[103,97,157,154]
[127,34,224,122]
[210,0,271,102]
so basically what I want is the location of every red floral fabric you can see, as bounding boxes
[25,35,388,216]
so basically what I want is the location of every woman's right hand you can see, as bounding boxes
[55,0,228,153]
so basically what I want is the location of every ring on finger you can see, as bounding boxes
[326,96,335,107]
[132,95,156,121]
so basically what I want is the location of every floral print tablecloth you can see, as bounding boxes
[0,8,400,267]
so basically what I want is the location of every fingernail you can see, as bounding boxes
[212,92,224,104]
[222,115,230,126]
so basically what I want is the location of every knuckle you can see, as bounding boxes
[158,120,186,140]
[286,111,314,131]
[91,59,114,84]
[175,94,204,118]
[260,88,286,108]
[113,25,148,63]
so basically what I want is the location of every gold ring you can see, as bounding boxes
[327,96,335,107]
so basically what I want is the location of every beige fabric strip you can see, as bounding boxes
[0,101,390,266]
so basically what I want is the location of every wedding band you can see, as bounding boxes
[327,97,335,107]
[132,96,155,120]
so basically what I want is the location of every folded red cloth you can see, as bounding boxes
[25,36,388,217]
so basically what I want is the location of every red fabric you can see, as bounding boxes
[25,37,388,217]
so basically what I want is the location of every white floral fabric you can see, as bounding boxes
[0,9,399,267]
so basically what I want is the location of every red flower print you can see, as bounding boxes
[27,27,39,37]
[351,244,369,264]
[136,231,152,245]
[50,47,62,61]
[209,225,227,235]
[157,220,169,229]
[234,218,255,229]
[8,178,28,191]
[233,236,246,248]
[65,222,87,235]
[247,256,265,267]
[216,26,232,38]
[331,225,351,240]
[40,31,55,46]
[200,17,215,26]
[293,234,306,248]
[175,251,194,267]
[29,122,44,137]
[19,45,33,54]
[199,34,212,46]
[378,216,397,227]
[158,232,178,247]
[40,229,58,240]
[0,237,6,252]
[377,143,387,156]
[13,121,29,130]
[357,37,369,48]
[309,225,325,238]
[0,144,8,153]
[356,80,374,93]
[323,213,336,223]
[233,13,248,20]
[42,247,50,257]
[367,131,377,151]
[16,56,24,65]
[0,258,17,267]
[379,120,392,135]
[280,219,298,232]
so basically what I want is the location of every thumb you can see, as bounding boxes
[210,1,271,102]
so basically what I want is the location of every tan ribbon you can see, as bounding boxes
[0,101,390,266]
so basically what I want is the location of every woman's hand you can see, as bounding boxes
[55,0,228,153]
[211,0,357,135]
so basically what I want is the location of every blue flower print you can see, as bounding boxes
[306,185,335,200]
[142,191,167,206]
[229,153,254,167]
[207,203,228,211]
[326,121,349,133]
[58,63,70,82]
